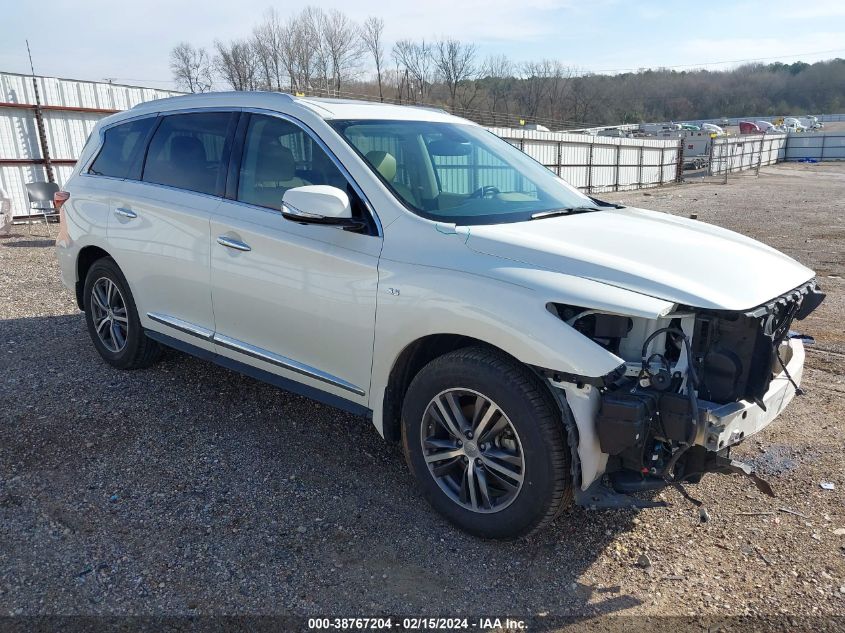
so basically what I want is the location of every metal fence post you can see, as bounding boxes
[557,140,563,177]
[614,143,621,191]
[586,141,594,194]
[637,145,644,188]
[820,133,827,162]
[707,136,715,177]
[755,136,763,176]
[675,139,684,183]
[659,146,665,185]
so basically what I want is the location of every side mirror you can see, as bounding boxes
[281,185,365,231]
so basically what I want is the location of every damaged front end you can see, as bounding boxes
[545,280,825,508]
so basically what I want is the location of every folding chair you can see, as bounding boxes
[25,181,60,236]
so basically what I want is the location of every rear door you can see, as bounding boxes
[107,110,238,351]
[209,113,382,405]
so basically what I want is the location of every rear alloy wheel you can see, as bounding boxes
[83,257,162,370]
[89,277,129,353]
[402,346,571,539]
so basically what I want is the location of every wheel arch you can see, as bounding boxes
[75,245,112,309]
[380,334,559,443]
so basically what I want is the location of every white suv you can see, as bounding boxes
[56,92,824,539]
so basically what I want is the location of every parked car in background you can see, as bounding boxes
[597,128,628,138]
[797,116,823,130]
[0,185,11,236]
[640,122,681,134]
[54,92,824,539]
[739,121,762,134]
[700,123,725,135]
[783,117,807,132]
[755,121,784,134]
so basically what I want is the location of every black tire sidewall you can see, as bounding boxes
[402,351,565,539]
[82,258,146,369]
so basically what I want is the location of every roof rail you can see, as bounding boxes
[130,90,295,109]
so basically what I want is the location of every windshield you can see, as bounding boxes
[330,119,597,225]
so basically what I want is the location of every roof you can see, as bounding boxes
[128,91,470,124]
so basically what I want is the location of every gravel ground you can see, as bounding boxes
[1,162,844,629]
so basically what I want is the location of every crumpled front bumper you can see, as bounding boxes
[694,337,805,452]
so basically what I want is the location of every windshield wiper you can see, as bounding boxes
[589,196,625,209]
[530,206,602,220]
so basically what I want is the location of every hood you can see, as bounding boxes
[464,207,814,311]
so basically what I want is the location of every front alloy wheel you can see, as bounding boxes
[421,389,524,513]
[402,347,572,539]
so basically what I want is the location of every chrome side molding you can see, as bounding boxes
[213,333,365,396]
[145,312,364,396]
[147,312,214,341]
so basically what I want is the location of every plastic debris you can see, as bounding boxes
[820,482,836,490]
[779,507,809,518]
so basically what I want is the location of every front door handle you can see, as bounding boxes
[216,236,251,252]
[114,207,137,219]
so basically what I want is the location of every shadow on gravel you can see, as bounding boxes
[0,313,643,619]
[1,238,56,248]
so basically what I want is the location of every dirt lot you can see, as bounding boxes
[1,162,844,629]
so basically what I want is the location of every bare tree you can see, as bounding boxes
[280,9,316,92]
[303,7,331,94]
[517,60,551,120]
[214,39,258,91]
[481,54,513,113]
[392,39,433,102]
[170,42,213,93]
[433,39,478,108]
[544,60,573,120]
[361,16,385,101]
[320,9,365,94]
[252,9,285,91]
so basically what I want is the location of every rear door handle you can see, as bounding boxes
[114,207,137,219]
[216,236,251,252]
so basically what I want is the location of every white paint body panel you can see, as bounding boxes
[465,206,814,311]
[55,92,816,492]
[210,199,380,402]
[107,180,217,353]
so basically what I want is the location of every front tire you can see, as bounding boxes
[402,347,572,539]
[83,257,161,370]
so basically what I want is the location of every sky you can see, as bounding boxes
[1,0,844,90]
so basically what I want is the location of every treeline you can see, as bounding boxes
[169,7,845,129]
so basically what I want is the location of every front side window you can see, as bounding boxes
[236,115,348,210]
[142,112,235,196]
[331,119,595,225]
[88,117,156,179]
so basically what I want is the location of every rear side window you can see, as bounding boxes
[142,112,235,196]
[88,117,156,179]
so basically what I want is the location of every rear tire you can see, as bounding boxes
[402,346,572,539]
[83,257,162,370]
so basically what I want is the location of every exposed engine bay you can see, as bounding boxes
[547,280,825,507]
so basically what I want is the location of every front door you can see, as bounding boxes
[210,113,382,405]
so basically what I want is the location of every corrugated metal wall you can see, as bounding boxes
[708,134,787,175]
[782,133,845,161]
[0,72,181,217]
[488,127,680,193]
[14,73,837,217]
